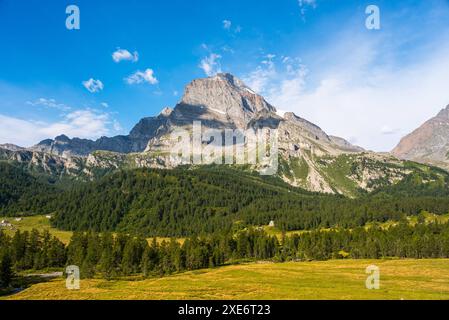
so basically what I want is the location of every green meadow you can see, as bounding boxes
[0,215,183,245]
[0,215,73,244]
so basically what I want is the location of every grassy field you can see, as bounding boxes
[0,215,186,245]
[0,215,73,244]
[4,259,449,300]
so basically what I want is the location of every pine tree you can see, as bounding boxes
[142,238,159,277]
[81,232,101,279]
[47,237,66,267]
[98,233,114,280]
[26,229,40,269]
[0,252,14,288]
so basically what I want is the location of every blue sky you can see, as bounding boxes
[1,0,449,150]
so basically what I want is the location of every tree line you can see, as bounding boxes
[45,168,449,237]
[2,221,449,288]
[0,229,66,289]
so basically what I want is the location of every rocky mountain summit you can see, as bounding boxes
[2,73,444,196]
[392,105,449,169]
[29,73,359,157]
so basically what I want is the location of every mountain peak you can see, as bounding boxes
[55,134,71,142]
[179,73,276,127]
[436,104,449,119]
[212,73,247,88]
[159,107,173,117]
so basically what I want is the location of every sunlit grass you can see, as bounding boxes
[5,259,449,300]
[0,215,73,244]
[0,215,184,245]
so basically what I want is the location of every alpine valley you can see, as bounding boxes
[2,73,449,237]
[3,72,449,302]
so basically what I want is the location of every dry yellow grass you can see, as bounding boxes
[4,259,449,300]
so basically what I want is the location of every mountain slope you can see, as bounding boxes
[392,105,449,169]
[0,162,60,215]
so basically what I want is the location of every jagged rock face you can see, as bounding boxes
[29,112,172,157]
[0,144,25,152]
[0,147,85,177]
[30,134,134,158]
[179,73,276,128]
[392,105,449,169]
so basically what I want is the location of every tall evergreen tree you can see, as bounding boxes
[0,251,14,288]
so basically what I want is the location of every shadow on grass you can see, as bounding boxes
[0,273,62,298]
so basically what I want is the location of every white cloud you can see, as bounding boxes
[125,69,159,85]
[112,120,123,132]
[199,53,222,76]
[82,78,104,93]
[40,110,110,138]
[243,54,306,95]
[26,98,71,111]
[223,20,232,30]
[243,62,276,94]
[0,109,122,147]
[380,126,401,135]
[248,31,449,152]
[101,102,109,108]
[112,48,139,63]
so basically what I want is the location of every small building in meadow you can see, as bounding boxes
[0,220,12,228]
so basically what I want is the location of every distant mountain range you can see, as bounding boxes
[1,73,449,197]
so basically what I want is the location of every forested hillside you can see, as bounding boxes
[50,167,309,236]
[46,167,449,237]
[0,162,60,216]
[2,162,449,237]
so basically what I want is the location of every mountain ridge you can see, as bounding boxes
[2,73,446,197]
[28,73,359,157]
